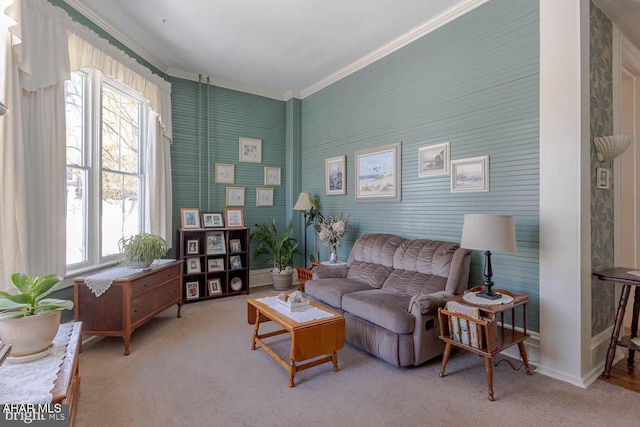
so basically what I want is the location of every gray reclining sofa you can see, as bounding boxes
[305,233,471,367]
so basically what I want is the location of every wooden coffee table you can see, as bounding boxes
[247,296,345,387]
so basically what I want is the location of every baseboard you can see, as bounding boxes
[499,327,540,366]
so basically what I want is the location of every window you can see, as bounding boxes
[65,69,146,272]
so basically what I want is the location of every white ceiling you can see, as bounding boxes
[64,0,640,101]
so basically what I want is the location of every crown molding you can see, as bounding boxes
[299,0,488,99]
[63,0,168,74]
[166,68,288,101]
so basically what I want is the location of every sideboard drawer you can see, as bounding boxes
[130,264,181,298]
[130,280,181,325]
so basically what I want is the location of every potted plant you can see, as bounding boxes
[0,273,74,358]
[118,232,169,268]
[252,219,300,290]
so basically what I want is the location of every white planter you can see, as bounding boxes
[271,271,294,291]
[0,311,61,357]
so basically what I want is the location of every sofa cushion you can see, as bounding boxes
[347,234,406,268]
[342,290,414,334]
[382,270,447,296]
[305,278,371,309]
[393,239,460,277]
[346,261,394,289]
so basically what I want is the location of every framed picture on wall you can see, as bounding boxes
[264,167,281,186]
[355,142,401,202]
[239,137,262,163]
[450,155,489,193]
[256,188,274,206]
[418,142,450,177]
[226,187,245,206]
[325,155,346,195]
[214,163,235,184]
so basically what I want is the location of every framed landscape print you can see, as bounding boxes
[239,137,262,163]
[180,208,201,229]
[214,163,235,184]
[226,187,245,206]
[450,155,489,193]
[355,142,401,202]
[206,231,226,255]
[256,188,273,207]
[264,167,281,186]
[202,212,224,228]
[418,142,450,177]
[325,155,346,195]
[225,208,244,228]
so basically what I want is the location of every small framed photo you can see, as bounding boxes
[202,212,224,228]
[226,187,245,206]
[256,188,274,207]
[419,142,450,177]
[206,231,226,255]
[239,137,262,163]
[181,208,201,229]
[208,278,222,296]
[264,167,281,186]
[185,281,199,300]
[451,155,489,193]
[186,258,201,274]
[214,163,235,184]
[225,208,244,228]
[326,155,346,195]
[597,168,610,189]
[230,255,243,270]
[186,239,199,255]
[208,258,224,272]
[355,142,401,202]
[229,239,242,253]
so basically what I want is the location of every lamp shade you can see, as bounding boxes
[460,214,517,252]
[293,192,314,211]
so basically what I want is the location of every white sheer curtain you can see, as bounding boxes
[0,0,173,290]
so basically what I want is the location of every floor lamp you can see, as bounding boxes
[460,214,517,300]
[293,192,314,267]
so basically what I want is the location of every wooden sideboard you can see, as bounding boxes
[74,260,182,355]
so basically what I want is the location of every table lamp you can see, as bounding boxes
[460,214,517,300]
[293,192,315,267]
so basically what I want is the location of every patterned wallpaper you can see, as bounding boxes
[590,3,615,335]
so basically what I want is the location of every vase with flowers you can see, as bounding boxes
[319,214,350,263]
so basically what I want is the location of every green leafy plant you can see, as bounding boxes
[0,273,73,319]
[252,219,300,272]
[118,232,169,268]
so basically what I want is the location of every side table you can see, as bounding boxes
[437,288,532,401]
[593,268,640,378]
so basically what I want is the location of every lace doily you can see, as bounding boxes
[0,322,75,404]
[84,267,144,297]
[463,292,514,305]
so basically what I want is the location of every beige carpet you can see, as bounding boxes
[75,287,638,427]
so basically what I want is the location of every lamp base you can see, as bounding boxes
[475,289,502,300]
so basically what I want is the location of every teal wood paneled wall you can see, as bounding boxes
[170,77,286,268]
[301,0,540,329]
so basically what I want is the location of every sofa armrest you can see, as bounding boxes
[408,290,454,315]
[312,265,349,279]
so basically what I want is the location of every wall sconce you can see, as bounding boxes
[0,101,7,116]
[593,135,634,162]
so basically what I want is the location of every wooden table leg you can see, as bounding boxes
[288,360,296,387]
[439,342,452,377]
[518,342,533,375]
[627,287,640,367]
[603,284,631,378]
[485,356,495,401]
[251,308,261,351]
